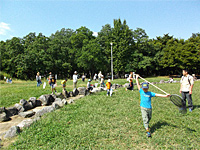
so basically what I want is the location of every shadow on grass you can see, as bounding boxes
[150,121,197,133]
[150,121,177,133]
[193,105,200,110]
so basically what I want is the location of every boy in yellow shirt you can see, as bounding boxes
[106,79,112,96]
[61,78,68,90]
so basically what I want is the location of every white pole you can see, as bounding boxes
[110,42,113,81]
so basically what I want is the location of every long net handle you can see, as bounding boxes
[138,75,169,95]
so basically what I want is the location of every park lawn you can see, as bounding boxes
[0,77,171,108]
[4,80,200,149]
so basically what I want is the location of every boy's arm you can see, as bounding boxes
[155,94,170,97]
[136,75,140,90]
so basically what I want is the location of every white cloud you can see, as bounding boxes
[92,31,98,37]
[0,22,11,35]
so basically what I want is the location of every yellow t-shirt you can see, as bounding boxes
[61,80,66,85]
[106,82,111,89]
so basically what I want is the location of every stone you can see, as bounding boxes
[18,110,35,118]
[17,119,33,129]
[78,87,86,95]
[28,99,42,108]
[0,107,6,113]
[55,98,62,102]
[73,88,79,96]
[62,89,69,98]
[39,94,55,106]
[23,102,33,111]
[55,92,65,99]
[0,112,9,122]
[4,126,20,139]
[67,99,74,104]
[123,83,130,88]
[14,103,25,113]
[19,99,27,105]
[35,106,55,117]
[28,97,36,101]
[69,91,73,97]
[5,107,19,117]
[159,80,165,83]
[62,99,68,105]
[52,102,61,109]
[112,84,116,89]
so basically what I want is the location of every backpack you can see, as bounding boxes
[181,75,192,86]
[50,74,56,84]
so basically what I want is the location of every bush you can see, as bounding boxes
[0,71,11,80]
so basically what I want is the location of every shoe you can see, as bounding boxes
[189,108,192,112]
[146,130,151,138]
[51,92,53,94]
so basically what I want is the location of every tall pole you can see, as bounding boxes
[110,42,113,81]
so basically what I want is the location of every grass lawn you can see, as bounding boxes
[1,78,200,149]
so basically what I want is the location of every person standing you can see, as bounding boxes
[179,69,194,112]
[49,73,57,94]
[106,79,112,96]
[36,72,42,87]
[98,71,102,81]
[73,71,78,89]
[82,74,86,82]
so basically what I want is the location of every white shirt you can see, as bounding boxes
[180,75,194,92]
[73,74,78,83]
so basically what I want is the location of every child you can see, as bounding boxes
[100,75,105,87]
[136,75,170,138]
[126,78,133,91]
[49,73,57,94]
[61,78,68,90]
[106,79,112,96]
[87,79,93,92]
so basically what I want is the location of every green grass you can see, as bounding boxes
[2,79,200,149]
[0,77,171,108]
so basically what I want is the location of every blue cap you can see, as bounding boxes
[142,82,149,89]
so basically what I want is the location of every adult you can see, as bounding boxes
[73,71,78,88]
[36,72,42,87]
[82,74,86,82]
[93,73,97,81]
[179,69,194,112]
[98,71,102,81]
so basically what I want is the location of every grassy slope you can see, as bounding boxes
[4,80,200,149]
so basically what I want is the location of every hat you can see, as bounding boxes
[142,82,149,89]
[108,79,111,82]
[74,71,77,74]
[88,79,91,82]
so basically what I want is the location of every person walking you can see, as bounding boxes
[106,79,112,96]
[36,72,42,87]
[179,69,194,112]
[73,71,78,89]
[136,75,170,138]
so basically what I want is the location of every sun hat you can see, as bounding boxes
[74,71,77,74]
[108,79,111,82]
[142,82,149,89]
[88,79,91,82]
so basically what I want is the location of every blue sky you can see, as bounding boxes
[0,0,200,41]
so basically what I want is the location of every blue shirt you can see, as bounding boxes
[139,89,156,109]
